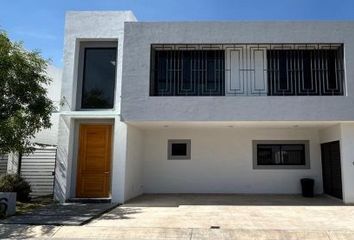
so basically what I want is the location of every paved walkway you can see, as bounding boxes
[1,194,354,239]
[1,203,117,226]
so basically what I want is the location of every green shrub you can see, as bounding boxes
[0,174,31,202]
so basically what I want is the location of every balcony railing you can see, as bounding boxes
[150,44,344,96]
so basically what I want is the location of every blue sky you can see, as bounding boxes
[1,0,353,67]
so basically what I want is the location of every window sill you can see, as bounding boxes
[60,111,120,118]
[253,165,310,170]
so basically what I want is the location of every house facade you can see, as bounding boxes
[55,11,354,203]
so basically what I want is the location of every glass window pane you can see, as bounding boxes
[257,144,305,166]
[257,145,281,165]
[82,48,117,109]
[171,143,187,156]
[281,144,305,165]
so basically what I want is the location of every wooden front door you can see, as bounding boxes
[76,124,112,198]
[321,141,343,199]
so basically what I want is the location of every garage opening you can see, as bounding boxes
[321,141,343,199]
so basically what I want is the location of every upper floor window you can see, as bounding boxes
[267,49,344,96]
[77,42,117,109]
[150,47,225,96]
[150,44,344,97]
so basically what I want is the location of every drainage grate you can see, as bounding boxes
[210,226,220,229]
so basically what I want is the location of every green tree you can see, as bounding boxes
[0,31,54,154]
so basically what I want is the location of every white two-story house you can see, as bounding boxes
[55,11,354,204]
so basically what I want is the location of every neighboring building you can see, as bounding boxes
[55,11,354,204]
[33,65,62,146]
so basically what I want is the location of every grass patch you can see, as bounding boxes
[16,195,54,215]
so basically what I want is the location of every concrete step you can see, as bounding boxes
[67,198,112,203]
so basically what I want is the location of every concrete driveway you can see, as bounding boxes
[1,194,354,239]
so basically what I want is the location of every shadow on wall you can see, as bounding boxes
[0,225,57,239]
[53,145,69,202]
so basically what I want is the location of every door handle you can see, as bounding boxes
[104,172,110,174]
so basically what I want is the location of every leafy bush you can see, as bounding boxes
[0,174,31,202]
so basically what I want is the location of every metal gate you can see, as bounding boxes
[0,155,8,175]
[20,146,57,197]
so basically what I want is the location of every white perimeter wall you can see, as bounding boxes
[142,128,323,194]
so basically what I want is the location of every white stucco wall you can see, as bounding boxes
[121,22,354,121]
[124,125,144,201]
[338,123,354,203]
[60,11,137,113]
[319,124,341,143]
[142,128,323,194]
[55,11,137,202]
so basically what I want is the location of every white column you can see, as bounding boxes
[54,115,74,202]
[340,123,354,203]
[110,118,127,203]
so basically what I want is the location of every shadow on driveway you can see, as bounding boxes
[123,194,347,207]
[0,203,118,226]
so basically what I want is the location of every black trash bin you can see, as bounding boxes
[300,178,314,197]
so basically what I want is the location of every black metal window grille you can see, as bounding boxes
[267,48,344,96]
[150,44,344,97]
[257,144,306,166]
[150,49,225,96]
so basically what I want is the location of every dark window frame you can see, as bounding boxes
[252,140,310,169]
[168,139,191,160]
[76,41,118,110]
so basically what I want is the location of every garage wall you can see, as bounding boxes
[124,125,144,201]
[142,128,323,194]
[338,123,354,203]
[319,124,341,143]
